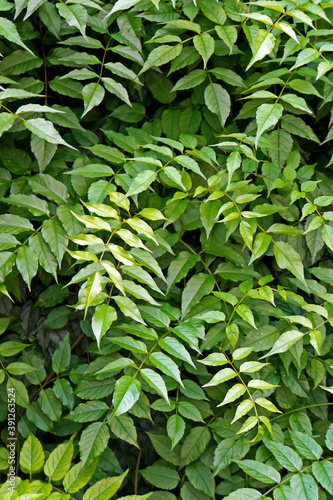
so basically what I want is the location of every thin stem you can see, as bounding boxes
[97,35,112,84]
[134,450,142,495]
[271,402,333,422]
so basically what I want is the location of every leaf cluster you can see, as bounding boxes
[0,0,333,498]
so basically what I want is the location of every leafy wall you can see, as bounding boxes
[0,0,333,498]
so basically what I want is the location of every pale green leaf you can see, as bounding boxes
[204,83,231,126]
[24,118,75,149]
[20,434,44,474]
[112,375,141,417]
[92,304,117,348]
[235,459,280,484]
[193,33,215,68]
[44,436,74,481]
[83,471,128,500]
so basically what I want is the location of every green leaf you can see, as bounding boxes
[7,377,30,408]
[67,401,109,422]
[167,19,201,33]
[312,462,333,495]
[110,336,147,355]
[141,465,180,490]
[257,399,281,414]
[213,437,250,476]
[325,424,333,450]
[178,401,203,422]
[273,241,306,286]
[114,296,145,324]
[204,83,231,126]
[180,427,210,466]
[63,460,98,494]
[0,112,15,136]
[290,431,323,460]
[81,82,105,117]
[0,17,32,53]
[0,49,43,75]
[186,461,215,498]
[167,252,200,293]
[109,414,138,448]
[239,361,267,373]
[0,251,16,283]
[150,352,183,386]
[84,271,103,316]
[231,399,254,424]
[44,306,70,329]
[52,334,71,374]
[122,265,163,295]
[101,261,125,296]
[235,304,256,328]
[112,375,141,417]
[42,218,67,267]
[28,175,69,205]
[235,459,280,484]
[31,135,57,172]
[125,170,157,198]
[215,25,237,53]
[200,0,226,25]
[44,436,74,481]
[226,151,241,186]
[140,368,169,403]
[56,3,87,38]
[105,62,141,84]
[140,44,182,74]
[6,362,36,375]
[247,29,275,70]
[224,489,262,500]
[290,473,319,500]
[167,414,185,449]
[83,471,128,500]
[265,440,302,472]
[199,353,228,366]
[79,422,110,467]
[117,495,152,500]
[92,305,117,348]
[200,200,221,238]
[0,214,33,234]
[0,341,29,357]
[16,245,38,291]
[280,94,313,114]
[203,368,237,387]
[39,388,62,421]
[53,378,74,410]
[291,48,319,71]
[0,235,20,251]
[217,384,247,406]
[103,77,131,105]
[281,114,319,142]
[263,330,303,357]
[159,336,195,367]
[256,103,283,147]
[249,233,272,264]
[83,470,128,500]
[193,33,215,68]
[109,0,141,15]
[321,224,333,252]
[20,434,45,474]
[24,118,75,149]
[66,164,114,178]
[181,273,215,319]
[172,70,206,92]
[175,155,204,178]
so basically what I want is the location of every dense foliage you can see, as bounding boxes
[0,0,333,497]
